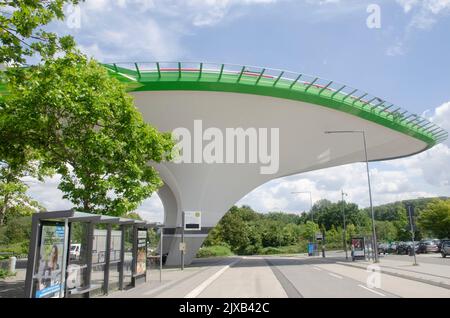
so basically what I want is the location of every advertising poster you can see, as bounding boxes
[351,237,365,259]
[35,223,65,298]
[136,230,147,276]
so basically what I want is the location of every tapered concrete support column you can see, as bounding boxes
[162,228,211,266]
[158,183,214,266]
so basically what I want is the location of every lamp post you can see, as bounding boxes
[157,224,164,282]
[341,190,349,260]
[407,204,419,266]
[325,130,379,263]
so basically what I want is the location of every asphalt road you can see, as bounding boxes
[107,254,450,298]
[195,256,395,298]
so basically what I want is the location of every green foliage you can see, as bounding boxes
[1,216,32,244]
[0,169,44,225]
[0,241,29,258]
[203,198,450,256]
[301,221,320,241]
[1,54,174,216]
[260,243,308,255]
[197,244,234,258]
[125,212,143,220]
[311,199,369,231]
[0,0,81,65]
[418,200,450,239]
[0,268,16,279]
[375,221,398,242]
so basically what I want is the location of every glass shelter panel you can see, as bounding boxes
[66,222,90,295]
[122,226,134,289]
[108,229,122,292]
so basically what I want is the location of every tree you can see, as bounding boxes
[218,208,250,253]
[375,221,398,242]
[125,212,142,221]
[311,199,362,231]
[301,221,320,241]
[0,0,81,65]
[418,200,450,239]
[0,162,46,225]
[1,0,81,222]
[1,53,174,216]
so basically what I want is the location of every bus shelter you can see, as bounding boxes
[24,210,154,298]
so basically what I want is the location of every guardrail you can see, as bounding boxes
[103,62,448,146]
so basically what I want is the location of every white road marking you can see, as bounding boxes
[358,284,386,297]
[328,273,343,279]
[184,259,241,298]
[313,266,322,271]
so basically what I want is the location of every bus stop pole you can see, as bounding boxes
[181,212,185,271]
[160,227,163,282]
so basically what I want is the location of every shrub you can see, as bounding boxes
[0,241,29,258]
[0,268,16,279]
[197,245,234,258]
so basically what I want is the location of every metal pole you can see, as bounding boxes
[362,131,379,263]
[408,205,418,266]
[59,219,70,298]
[181,213,185,271]
[159,227,163,282]
[342,190,348,260]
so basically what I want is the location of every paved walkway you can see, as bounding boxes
[0,269,26,298]
[338,256,450,290]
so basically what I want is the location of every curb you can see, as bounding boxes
[337,261,450,290]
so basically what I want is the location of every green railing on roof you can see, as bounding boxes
[96,62,445,147]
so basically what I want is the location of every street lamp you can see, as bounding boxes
[407,204,419,266]
[325,130,379,263]
[341,190,349,260]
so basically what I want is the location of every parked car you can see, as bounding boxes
[397,242,411,255]
[441,240,450,258]
[417,239,440,254]
[387,242,398,254]
[378,243,389,255]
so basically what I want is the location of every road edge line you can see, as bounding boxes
[184,258,241,298]
[265,258,303,298]
[358,284,386,297]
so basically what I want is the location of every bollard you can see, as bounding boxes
[9,256,17,274]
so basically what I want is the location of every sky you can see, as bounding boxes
[24,0,450,222]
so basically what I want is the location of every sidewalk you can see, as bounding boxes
[0,269,26,298]
[107,257,239,298]
[338,257,450,290]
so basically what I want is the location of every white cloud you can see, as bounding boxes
[388,0,450,56]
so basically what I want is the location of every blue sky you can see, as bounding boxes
[25,0,450,222]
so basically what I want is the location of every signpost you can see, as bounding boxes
[407,205,419,266]
[184,211,202,231]
[180,211,202,271]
